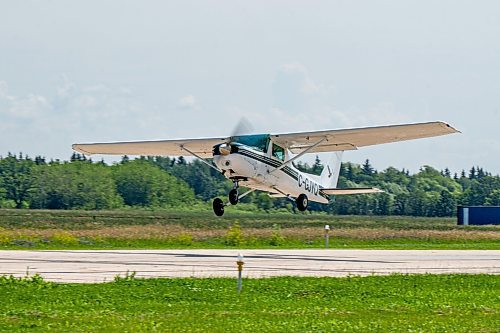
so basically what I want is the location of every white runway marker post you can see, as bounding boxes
[324,225,330,248]
[236,253,244,293]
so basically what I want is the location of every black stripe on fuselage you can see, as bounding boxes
[237,149,298,180]
[238,148,329,200]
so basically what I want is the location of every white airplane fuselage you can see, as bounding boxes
[213,146,329,204]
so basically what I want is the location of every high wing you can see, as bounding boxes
[72,137,226,158]
[73,121,458,157]
[321,187,384,195]
[271,121,459,154]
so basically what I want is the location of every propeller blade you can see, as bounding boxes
[228,117,254,143]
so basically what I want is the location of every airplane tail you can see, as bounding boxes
[320,151,343,189]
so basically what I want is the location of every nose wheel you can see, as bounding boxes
[229,189,239,205]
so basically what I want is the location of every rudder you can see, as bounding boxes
[320,151,343,188]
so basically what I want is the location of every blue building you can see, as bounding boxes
[457,206,500,225]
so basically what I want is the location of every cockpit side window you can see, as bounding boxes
[272,143,285,161]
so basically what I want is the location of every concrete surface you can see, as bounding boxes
[0,249,498,283]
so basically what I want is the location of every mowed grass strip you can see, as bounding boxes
[0,274,498,332]
[0,209,499,249]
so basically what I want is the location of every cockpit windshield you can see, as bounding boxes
[234,134,270,153]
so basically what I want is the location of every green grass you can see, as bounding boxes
[0,209,463,230]
[0,209,499,250]
[1,236,499,250]
[0,274,498,332]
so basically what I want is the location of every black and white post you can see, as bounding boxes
[236,253,244,293]
[324,224,330,248]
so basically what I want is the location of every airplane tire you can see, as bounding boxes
[213,198,225,216]
[296,194,308,211]
[229,189,239,205]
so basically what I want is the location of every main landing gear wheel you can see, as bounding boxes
[229,189,239,205]
[213,198,225,216]
[296,194,308,211]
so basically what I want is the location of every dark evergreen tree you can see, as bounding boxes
[435,190,457,217]
[444,168,451,178]
[469,166,476,179]
[362,159,374,176]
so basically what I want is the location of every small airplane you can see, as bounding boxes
[73,121,459,216]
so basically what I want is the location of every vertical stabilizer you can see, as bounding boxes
[320,151,343,188]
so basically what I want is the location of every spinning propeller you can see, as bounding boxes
[219,117,254,155]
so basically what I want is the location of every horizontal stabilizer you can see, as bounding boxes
[321,187,384,195]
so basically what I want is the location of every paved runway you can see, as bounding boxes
[0,249,498,283]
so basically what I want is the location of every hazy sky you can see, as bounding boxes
[1,0,499,174]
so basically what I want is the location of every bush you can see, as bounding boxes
[176,233,194,246]
[224,222,244,246]
[50,231,78,245]
[269,223,285,246]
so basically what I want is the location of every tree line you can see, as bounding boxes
[0,152,499,216]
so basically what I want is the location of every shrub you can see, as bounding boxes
[50,231,78,245]
[269,223,285,246]
[224,221,244,246]
[177,233,194,246]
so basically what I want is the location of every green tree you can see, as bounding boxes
[362,159,374,176]
[29,161,123,210]
[255,192,272,212]
[0,155,34,208]
[113,160,195,207]
[435,190,457,217]
[485,189,500,206]
[311,156,323,175]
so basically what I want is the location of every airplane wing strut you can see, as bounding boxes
[270,137,327,174]
[180,145,220,172]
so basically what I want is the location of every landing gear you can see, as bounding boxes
[213,198,225,216]
[228,181,239,205]
[296,194,308,211]
[229,189,239,205]
[213,181,256,216]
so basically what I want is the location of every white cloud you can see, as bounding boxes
[268,62,415,132]
[0,77,154,160]
[277,62,334,97]
[177,94,199,110]
[56,74,76,98]
[0,81,51,119]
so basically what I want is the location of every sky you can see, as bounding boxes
[0,0,499,174]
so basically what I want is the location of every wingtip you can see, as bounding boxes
[72,144,92,155]
[437,121,461,134]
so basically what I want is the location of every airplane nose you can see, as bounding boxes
[213,155,230,170]
[219,144,231,155]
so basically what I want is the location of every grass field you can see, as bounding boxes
[0,209,499,250]
[0,274,498,332]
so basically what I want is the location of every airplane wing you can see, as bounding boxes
[271,121,459,154]
[321,187,384,195]
[72,137,226,158]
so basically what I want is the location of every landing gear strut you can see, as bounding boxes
[296,194,308,211]
[228,181,239,205]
